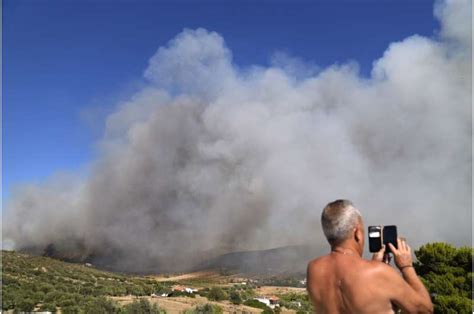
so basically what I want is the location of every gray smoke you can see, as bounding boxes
[4,0,471,272]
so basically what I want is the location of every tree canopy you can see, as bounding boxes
[414,242,473,313]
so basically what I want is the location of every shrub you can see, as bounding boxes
[185,303,223,314]
[83,296,120,314]
[59,297,77,308]
[44,290,64,303]
[38,283,55,294]
[243,299,273,312]
[127,285,145,296]
[207,287,227,301]
[15,298,35,312]
[168,290,195,298]
[121,298,163,314]
[111,285,128,296]
[229,291,242,305]
[153,283,165,292]
[79,283,95,295]
[2,290,15,310]
[61,304,82,314]
[239,288,256,301]
[40,302,57,312]
[278,292,312,312]
[142,284,154,295]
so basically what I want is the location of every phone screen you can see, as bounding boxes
[368,226,382,252]
[383,225,398,253]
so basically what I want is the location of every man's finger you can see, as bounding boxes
[397,238,404,251]
[400,237,408,250]
[398,238,405,251]
[383,252,391,264]
[379,244,386,253]
[388,242,398,254]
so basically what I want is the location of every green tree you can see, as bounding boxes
[434,295,472,314]
[61,304,82,314]
[38,283,55,294]
[44,290,64,303]
[127,285,145,296]
[2,289,15,310]
[59,297,77,308]
[207,287,227,301]
[240,287,256,301]
[14,298,35,312]
[414,242,473,313]
[39,302,57,312]
[229,290,242,304]
[83,296,120,314]
[111,285,128,296]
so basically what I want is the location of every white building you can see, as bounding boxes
[184,287,198,293]
[255,297,271,307]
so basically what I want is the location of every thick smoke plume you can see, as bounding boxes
[4,0,471,272]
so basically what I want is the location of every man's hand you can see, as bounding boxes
[372,244,391,264]
[388,238,413,269]
[386,237,433,312]
[372,244,385,262]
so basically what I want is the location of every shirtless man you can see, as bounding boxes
[307,199,433,314]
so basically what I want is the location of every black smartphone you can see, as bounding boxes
[368,226,382,253]
[383,225,398,253]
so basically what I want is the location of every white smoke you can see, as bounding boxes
[4,0,471,271]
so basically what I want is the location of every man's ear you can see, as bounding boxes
[354,226,363,243]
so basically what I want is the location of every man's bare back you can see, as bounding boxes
[309,200,433,314]
[307,252,395,314]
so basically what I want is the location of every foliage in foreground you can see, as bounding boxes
[414,242,473,313]
[3,242,473,313]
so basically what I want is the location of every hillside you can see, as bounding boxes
[1,250,311,313]
[25,242,322,275]
[196,245,319,275]
[2,250,171,312]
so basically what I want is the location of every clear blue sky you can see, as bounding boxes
[3,0,438,200]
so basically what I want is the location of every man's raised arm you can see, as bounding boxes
[383,238,433,313]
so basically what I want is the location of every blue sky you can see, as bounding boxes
[3,0,438,200]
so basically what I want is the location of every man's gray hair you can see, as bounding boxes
[321,199,361,245]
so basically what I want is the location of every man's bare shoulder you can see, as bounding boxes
[307,255,334,281]
[360,259,400,279]
[307,255,399,279]
[307,255,331,271]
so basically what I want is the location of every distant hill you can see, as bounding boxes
[196,245,322,275]
[20,242,324,275]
